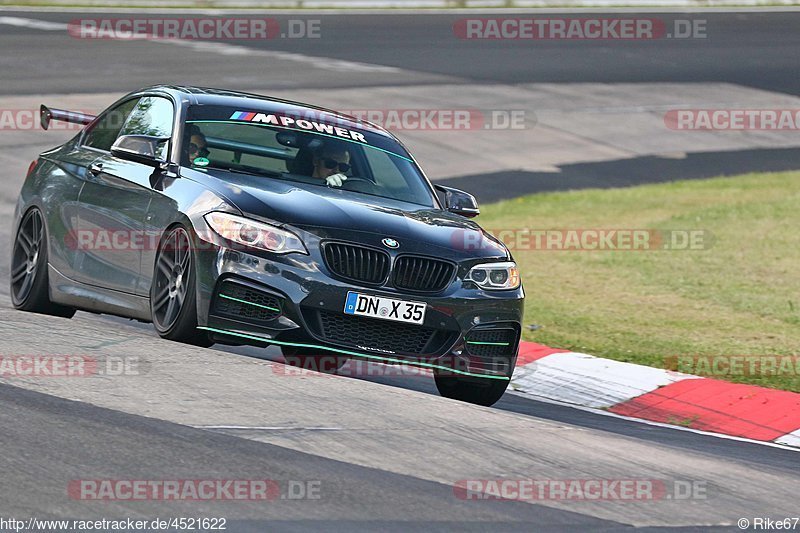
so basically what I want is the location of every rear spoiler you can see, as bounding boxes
[40,104,96,130]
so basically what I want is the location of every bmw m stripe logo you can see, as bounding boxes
[382,238,399,249]
[230,111,257,121]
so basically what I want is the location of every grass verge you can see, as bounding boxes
[478,171,800,392]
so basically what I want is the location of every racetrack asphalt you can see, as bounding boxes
[2,11,800,95]
[0,9,799,531]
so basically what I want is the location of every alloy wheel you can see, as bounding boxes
[10,209,44,305]
[152,227,192,331]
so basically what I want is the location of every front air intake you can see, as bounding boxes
[212,279,283,323]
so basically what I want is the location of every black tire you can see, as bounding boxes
[150,225,213,347]
[434,371,510,407]
[10,208,75,318]
[281,346,347,374]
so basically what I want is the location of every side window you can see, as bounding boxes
[119,97,175,160]
[83,98,139,152]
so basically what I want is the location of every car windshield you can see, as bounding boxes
[183,104,437,207]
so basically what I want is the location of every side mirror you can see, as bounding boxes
[111,135,169,167]
[434,184,480,218]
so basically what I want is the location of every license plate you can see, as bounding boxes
[343,291,427,325]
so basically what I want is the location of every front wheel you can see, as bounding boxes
[434,371,510,407]
[10,208,75,318]
[150,225,213,347]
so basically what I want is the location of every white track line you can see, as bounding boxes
[194,425,344,431]
[0,15,66,30]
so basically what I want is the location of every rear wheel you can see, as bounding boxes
[434,371,510,407]
[150,225,213,347]
[10,208,75,318]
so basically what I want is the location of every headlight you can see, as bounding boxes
[466,261,520,290]
[204,212,307,255]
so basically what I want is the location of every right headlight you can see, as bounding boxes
[466,261,520,290]
[204,212,307,255]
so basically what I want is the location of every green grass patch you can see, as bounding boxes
[478,171,800,392]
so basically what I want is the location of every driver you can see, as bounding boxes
[183,124,209,165]
[311,143,350,187]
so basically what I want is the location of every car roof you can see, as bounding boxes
[137,85,394,140]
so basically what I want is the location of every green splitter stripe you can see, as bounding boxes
[197,326,510,381]
[466,341,510,346]
[219,294,280,313]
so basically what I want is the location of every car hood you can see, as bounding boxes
[191,171,508,257]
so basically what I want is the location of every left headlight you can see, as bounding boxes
[466,261,520,290]
[204,212,307,255]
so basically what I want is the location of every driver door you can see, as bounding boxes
[74,96,175,294]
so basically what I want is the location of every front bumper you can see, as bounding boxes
[194,246,525,380]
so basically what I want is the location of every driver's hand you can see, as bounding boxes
[325,173,348,187]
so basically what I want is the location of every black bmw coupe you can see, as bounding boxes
[11,86,524,406]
